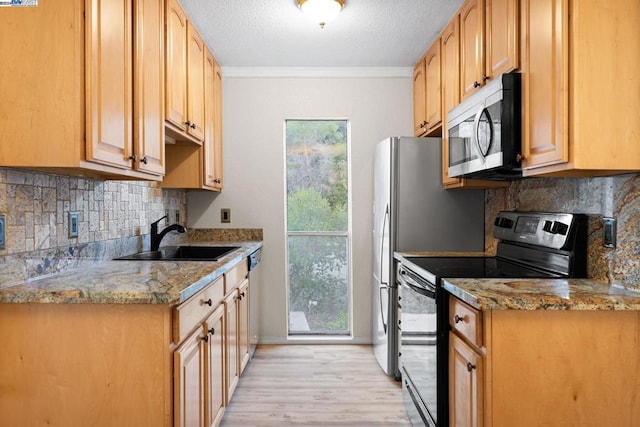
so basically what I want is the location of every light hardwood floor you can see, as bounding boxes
[220,344,411,426]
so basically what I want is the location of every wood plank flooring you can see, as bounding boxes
[220,344,411,426]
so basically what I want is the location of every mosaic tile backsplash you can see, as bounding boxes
[0,168,188,287]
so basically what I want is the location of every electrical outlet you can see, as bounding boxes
[603,217,616,248]
[175,210,180,224]
[0,214,5,249]
[221,208,231,224]
[68,212,79,238]
[165,209,170,223]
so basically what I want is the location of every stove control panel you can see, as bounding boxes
[493,211,585,250]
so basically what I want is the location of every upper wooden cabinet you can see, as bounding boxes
[165,0,205,144]
[460,0,519,100]
[0,0,164,180]
[413,42,442,136]
[412,60,427,136]
[521,0,640,177]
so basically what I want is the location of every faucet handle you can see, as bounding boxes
[151,215,168,227]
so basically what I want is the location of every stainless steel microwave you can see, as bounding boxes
[447,73,522,180]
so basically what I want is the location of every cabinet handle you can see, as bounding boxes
[203,298,213,307]
[128,155,138,162]
[214,178,221,184]
[140,156,148,164]
[467,362,476,372]
[241,292,245,298]
[482,74,489,82]
[473,81,481,88]
[208,327,215,336]
[190,123,197,129]
[185,120,192,127]
[202,335,209,343]
[454,314,466,324]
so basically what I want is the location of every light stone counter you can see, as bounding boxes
[443,278,640,311]
[0,241,262,305]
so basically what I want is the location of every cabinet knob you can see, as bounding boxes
[473,81,481,88]
[190,123,197,129]
[208,327,215,336]
[466,362,476,372]
[140,156,148,164]
[202,335,209,343]
[128,155,138,162]
[454,314,466,324]
[482,74,489,82]
[241,292,245,298]
[516,154,524,162]
[185,120,192,127]
[214,178,221,184]
[203,298,213,307]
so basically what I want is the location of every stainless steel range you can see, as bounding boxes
[395,211,588,426]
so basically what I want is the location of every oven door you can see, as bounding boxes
[398,267,446,427]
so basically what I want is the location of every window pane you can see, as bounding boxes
[288,235,349,334]
[286,120,348,232]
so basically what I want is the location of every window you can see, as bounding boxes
[285,119,350,336]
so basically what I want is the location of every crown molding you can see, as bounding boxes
[221,67,413,78]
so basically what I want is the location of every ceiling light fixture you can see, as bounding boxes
[297,0,345,29]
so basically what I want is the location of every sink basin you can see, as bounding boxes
[115,246,241,261]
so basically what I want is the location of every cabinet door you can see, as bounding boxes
[85,0,133,169]
[485,0,519,79]
[424,41,442,132]
[175,326,206,427]
[205,305,225,427]
[165,0,188,131]
[413,59,427,136]
[133,0,165,176]
[203,49,217,189]
[450,333,483,427]
[238,280,250,373]
[460,0,485,100]
[440,18,463,187]
[225,291,239,403]
[186,21,205,141]
[212,59,224,191]
[521,0,569,169]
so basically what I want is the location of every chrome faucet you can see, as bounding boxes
[150,215,187,251]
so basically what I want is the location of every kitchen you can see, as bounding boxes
[1,0,640,426]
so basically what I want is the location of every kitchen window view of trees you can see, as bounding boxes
[286,119,350,335]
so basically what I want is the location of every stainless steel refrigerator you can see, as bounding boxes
[372,137,485,377]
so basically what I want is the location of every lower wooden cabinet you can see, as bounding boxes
[0,258,254,427]
[449,333,483,427]
[448,294,640,426]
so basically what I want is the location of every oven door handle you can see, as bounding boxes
[400,279,436,300]
[472,105,487,164]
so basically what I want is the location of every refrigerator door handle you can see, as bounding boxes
[379,285,388,334]
[379,203,389,286]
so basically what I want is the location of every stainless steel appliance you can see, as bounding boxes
[447,73,522,180]
[396,211,588,426]
[248,248,262,359]
[372,137,485,378]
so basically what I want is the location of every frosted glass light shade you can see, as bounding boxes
[298,0,345,28]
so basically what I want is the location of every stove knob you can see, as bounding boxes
[551,221,569,235]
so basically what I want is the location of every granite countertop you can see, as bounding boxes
[0,241,262,305]
[443,278,640,311]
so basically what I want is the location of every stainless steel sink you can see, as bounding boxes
[114,245,241,261]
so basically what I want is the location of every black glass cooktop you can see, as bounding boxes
[401,256,561,279]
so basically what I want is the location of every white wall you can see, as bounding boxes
[188,74,412,344]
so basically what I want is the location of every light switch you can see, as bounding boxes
[603,217,616,248]
[221,208,231,224]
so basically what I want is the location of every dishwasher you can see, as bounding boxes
[248,248,262,359]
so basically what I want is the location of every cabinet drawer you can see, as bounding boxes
[224,260,248,294]
[449,297,483,347]
[173,275,224,344]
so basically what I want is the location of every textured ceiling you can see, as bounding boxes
[180,0,465,68]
